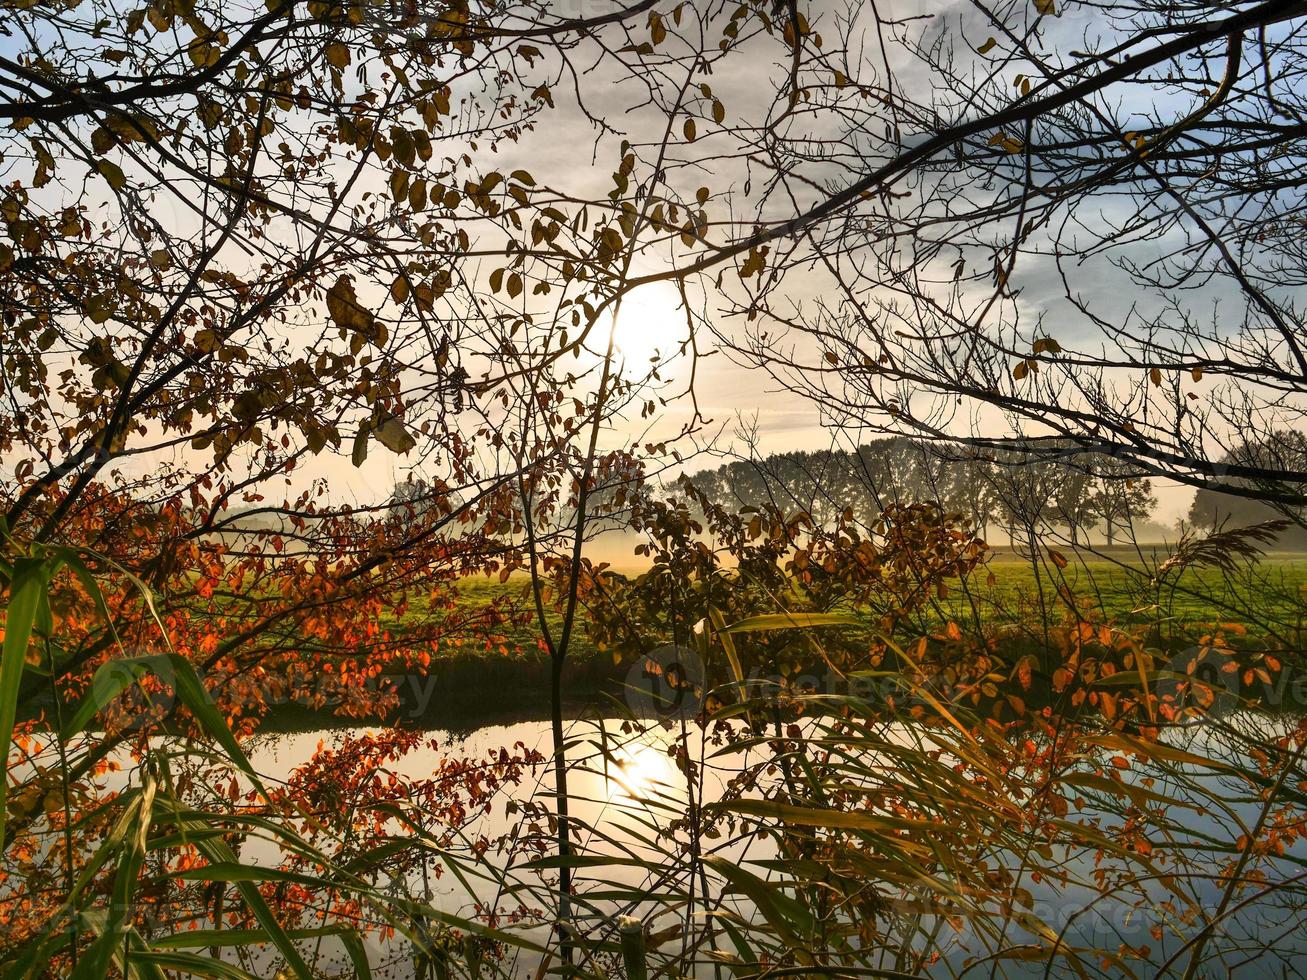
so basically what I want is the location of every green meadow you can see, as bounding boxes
[410,554,1307,663]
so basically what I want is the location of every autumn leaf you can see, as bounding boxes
[351,426,369,467]
[325,42,350,69]
[91,126,116,154]
[988,132,1024,153]
[373,416,416,454]
[325,276,382,344]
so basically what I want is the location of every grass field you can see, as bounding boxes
[930,555,1307,634]
[259,555,1307,729]
[421,555,1307,662]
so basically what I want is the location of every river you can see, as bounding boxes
[231,706,1307,979]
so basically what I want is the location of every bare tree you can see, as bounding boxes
[664,0,1307,510]
[1091,457,1159,546]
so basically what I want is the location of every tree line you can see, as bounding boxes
[685,430,1307,550]
[683,438,1157,548]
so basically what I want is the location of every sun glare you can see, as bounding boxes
[608,741,678,803]
[606,282,686,369]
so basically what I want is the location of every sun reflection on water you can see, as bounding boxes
[607,740,678,803]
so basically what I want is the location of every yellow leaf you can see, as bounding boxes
[683,118,697,141]
[408,178,428,211]
[325,275,382,344]
[392,127,415,168]
[374,417,416,454]
[85,295,115,324]
[97,159,127,190]
[351,426,369,467]
[325,42,350,69]
[31,140,55,187]
[91,127,116,155]
[188,38,219,68]
[389,169,409,202]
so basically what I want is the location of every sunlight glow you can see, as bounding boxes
[607,741,678,803]
[606,282,686,368]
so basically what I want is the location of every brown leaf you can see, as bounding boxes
[325,42,350,69]
[326,276,383,345]
[351,426,369,467]
[374,417,416,454]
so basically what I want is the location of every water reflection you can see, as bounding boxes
[19,708,1307,977]
[606,741,677,803]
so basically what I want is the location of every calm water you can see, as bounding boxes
[235,710,1307,979]
[17,709,1306,977]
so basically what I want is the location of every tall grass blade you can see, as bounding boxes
[1,557,48,847]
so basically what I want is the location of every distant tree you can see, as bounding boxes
[1090,459,1159,547]
[687,439,1012,542]
[987,454,1065,555]
[1188,431,1307,546]
[941,457,998,542]
[1050,466,1097,547]
[389,478,447,524]
[879,441,999,540]
[852,438,930,514]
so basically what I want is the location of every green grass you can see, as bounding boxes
[939,557,1307,641]
[377,574,601,661]
[401,557,1307,663]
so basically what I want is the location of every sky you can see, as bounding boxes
[8,0,1276,531]
[243,0,1221,527]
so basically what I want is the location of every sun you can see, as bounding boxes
[606,282,687,369]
